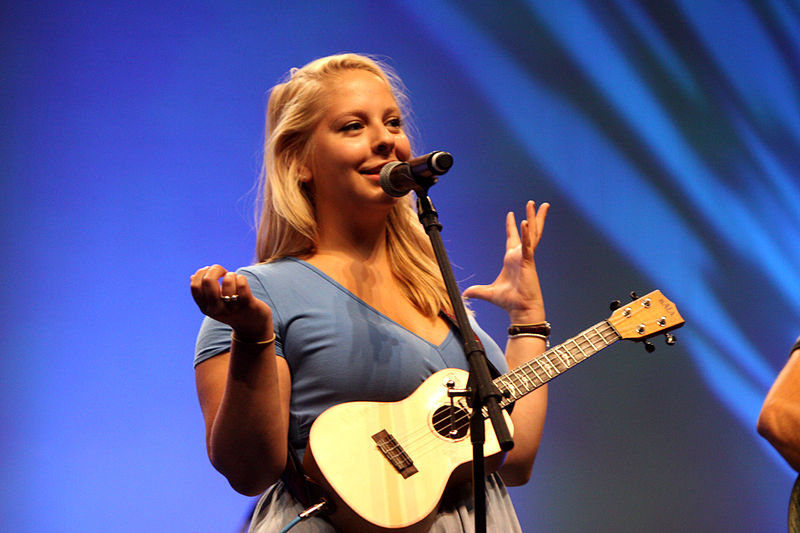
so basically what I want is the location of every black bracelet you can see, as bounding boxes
[508,321,551,337]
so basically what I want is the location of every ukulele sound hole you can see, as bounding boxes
[431,405,470,440]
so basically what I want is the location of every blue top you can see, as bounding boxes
[194,257,508,454]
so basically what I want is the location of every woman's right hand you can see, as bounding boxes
[190,265,273,342]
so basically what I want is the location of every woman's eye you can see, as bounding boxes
[387,118,403,129]
[341,122,363,132]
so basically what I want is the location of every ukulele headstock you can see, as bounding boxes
[608,290,684,352]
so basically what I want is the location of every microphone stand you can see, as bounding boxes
[413,191,514,533]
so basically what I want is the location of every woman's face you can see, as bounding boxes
[305,69,412,215]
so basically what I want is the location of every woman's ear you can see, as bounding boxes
[298,165,312,183]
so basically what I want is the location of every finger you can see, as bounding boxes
[505,211,521,249]
[190,266,213,309]
[204,264,228,280]
[523,201,547,242]
[518,200,540,258]
[199,265,228,311]
[220,272,237,300]
[532,202,549,247]
[520,219,533,259]
[190,266,209,293]
[235,274,255,301]
[536,202,550,234]
[463,284,492,302]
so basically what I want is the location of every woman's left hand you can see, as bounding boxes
[463,200,549,323]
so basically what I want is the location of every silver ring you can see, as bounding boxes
[222,295,239,303]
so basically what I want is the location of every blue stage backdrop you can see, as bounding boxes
[2,1,798,531]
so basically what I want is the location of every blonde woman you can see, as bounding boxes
[191,53,549,532]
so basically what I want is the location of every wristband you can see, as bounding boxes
[507,321,551,337]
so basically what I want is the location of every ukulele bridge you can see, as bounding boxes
[372,429,418,479]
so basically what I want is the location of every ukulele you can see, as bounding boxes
[303,290,684,532]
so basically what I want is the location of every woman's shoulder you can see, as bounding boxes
[238,257,308,280]
[238,257,332,298]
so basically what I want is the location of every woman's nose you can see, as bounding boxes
[372,126,395,155]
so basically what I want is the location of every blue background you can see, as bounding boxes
[3,1,799,531]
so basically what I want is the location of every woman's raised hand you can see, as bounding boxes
[462,201,549,324]
[190,265,273,342]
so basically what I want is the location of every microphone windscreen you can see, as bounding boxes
[379,161,410,198]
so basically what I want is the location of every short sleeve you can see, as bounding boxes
[194,315,232,368]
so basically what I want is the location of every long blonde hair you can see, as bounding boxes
[255,53,451,317]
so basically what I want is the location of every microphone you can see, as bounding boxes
[379,151,453,197]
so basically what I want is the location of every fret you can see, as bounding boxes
[583,332,599,352]
[507,369,528,395]
[500,376,520,400]
[534,357,555,379]
[543,352,563,375]
[575,341,590,360]
[524,360,546,384]
[557,344,579,366]
[592,325,611,345]
[571,337,588,358]
[598,322,620,344]
[519,367,538,390]
[551,347,569,369]
[567,343,585,362]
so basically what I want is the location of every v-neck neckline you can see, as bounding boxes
[288,257,453,349]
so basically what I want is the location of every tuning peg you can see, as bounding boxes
[609,300,622,311]
[629,291,639,301]
[644,340,656,353]
[665,333,676,345]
